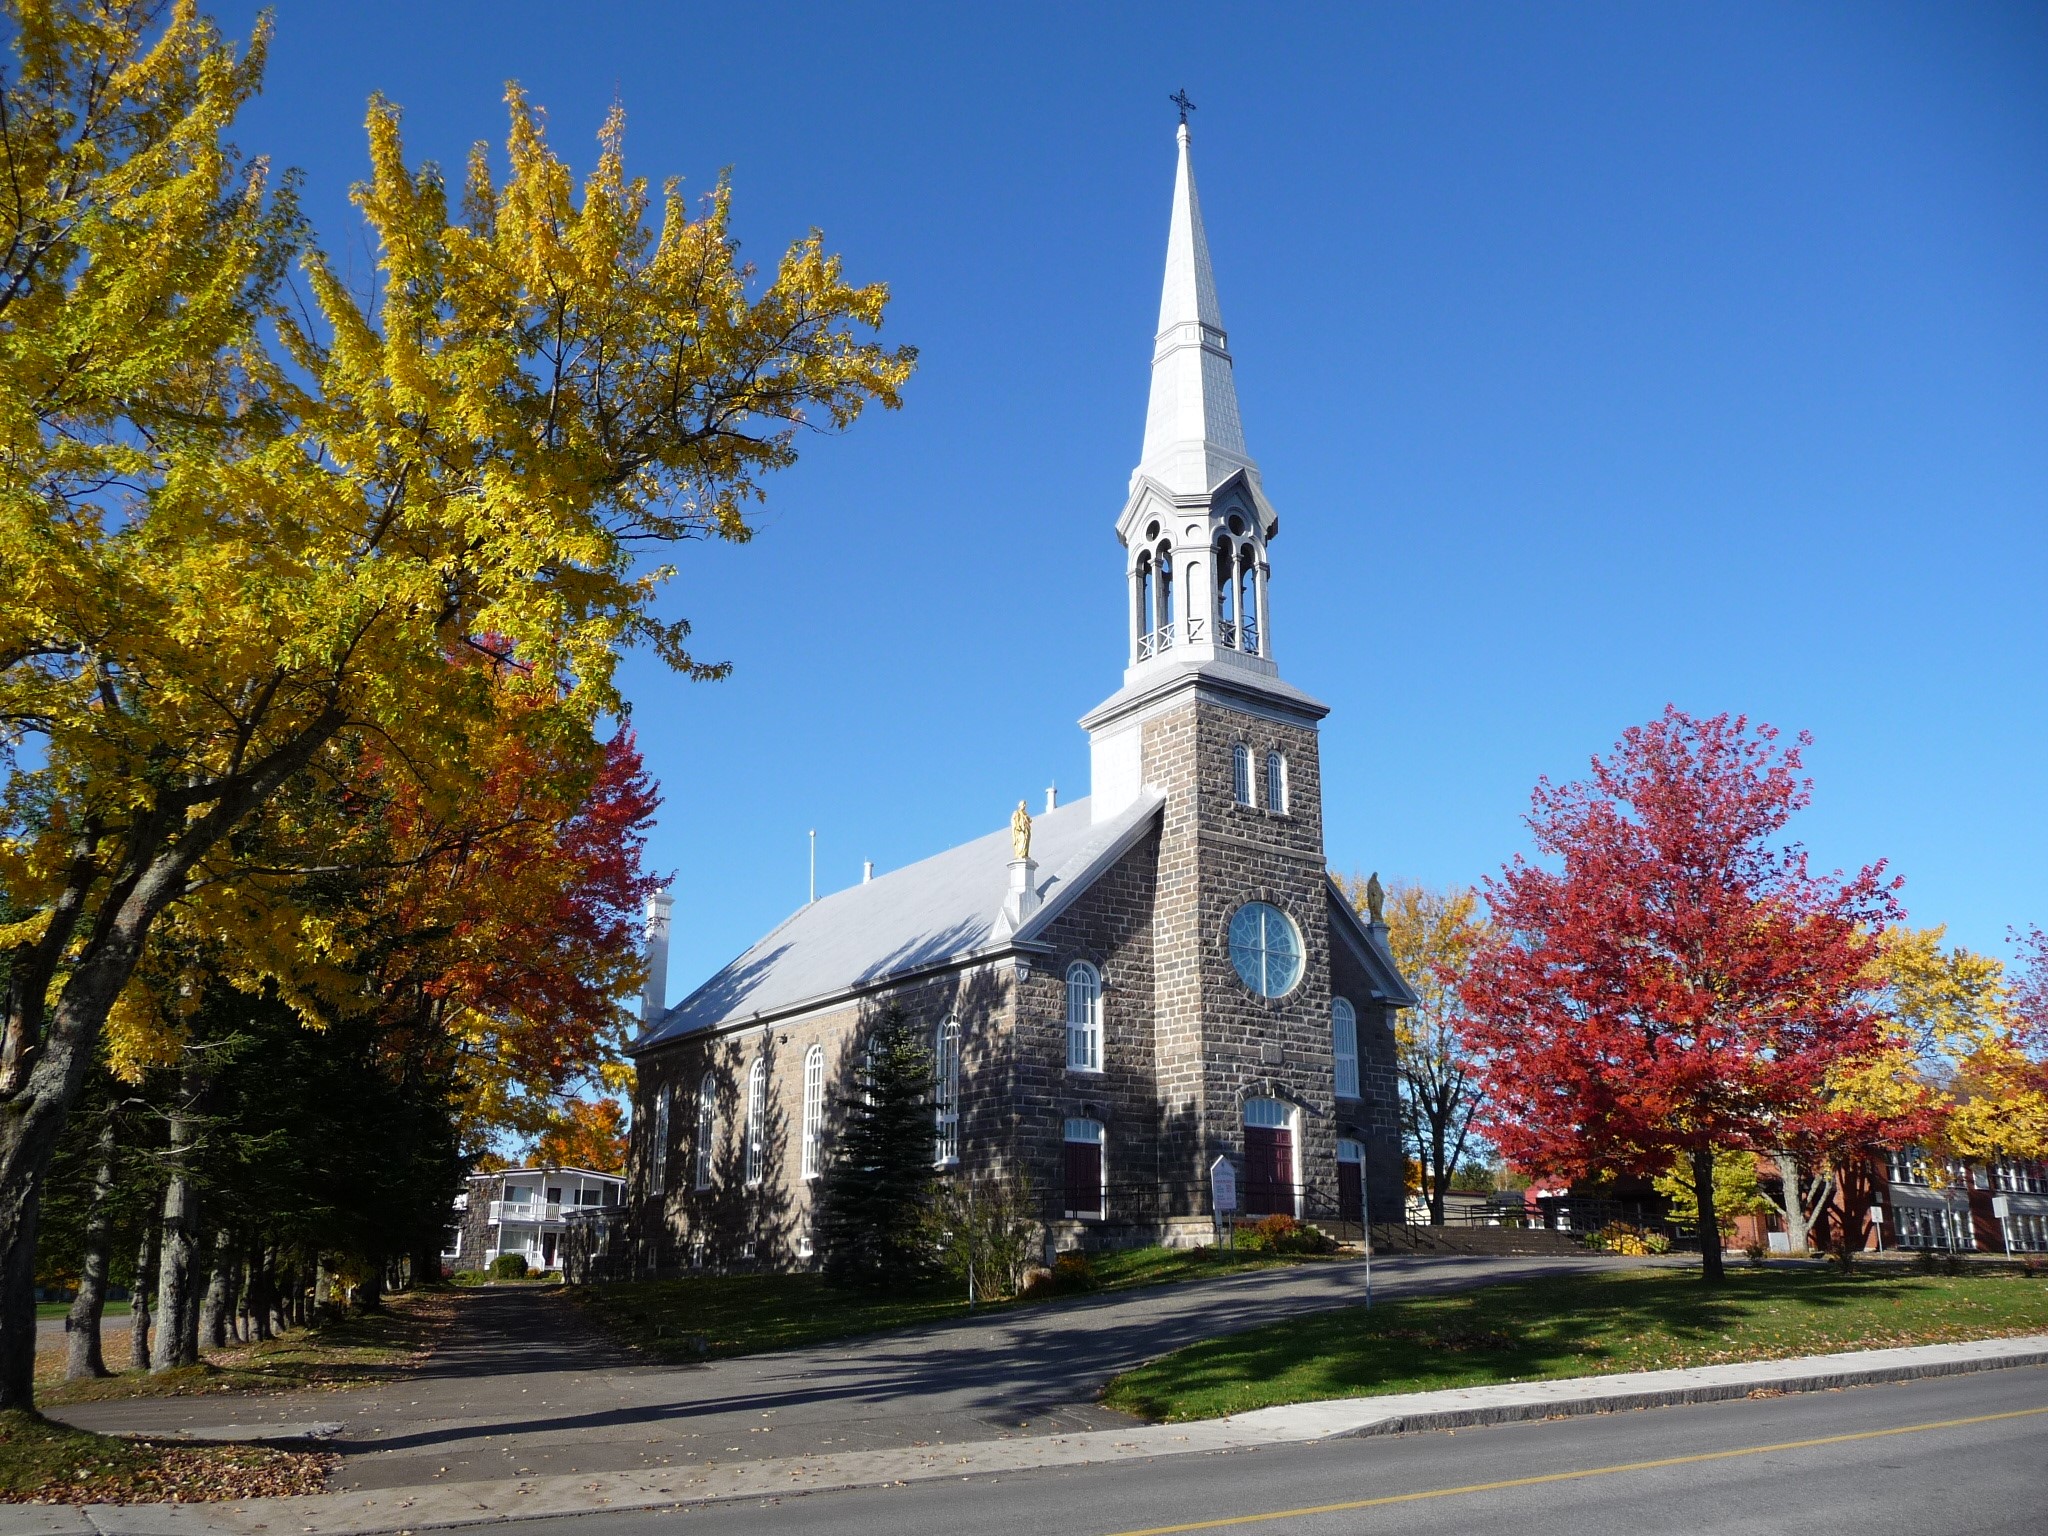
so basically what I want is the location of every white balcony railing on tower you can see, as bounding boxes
[1136,623,1177,661]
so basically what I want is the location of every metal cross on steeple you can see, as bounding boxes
[1170,88,1197,126]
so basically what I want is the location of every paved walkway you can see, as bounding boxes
[51,1253,1622,1494]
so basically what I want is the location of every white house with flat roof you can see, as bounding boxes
[445,1165,626,1274]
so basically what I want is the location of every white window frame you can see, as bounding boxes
[1231,743,1252,805]
[934,1017,961,1166]
[694,1072,717,1191]
[801,1045,826,1181]
[1066,962,1103,1073]
[1264,751,1287,814]
[744,1057,768,1187]
[1332,997,1360,1099]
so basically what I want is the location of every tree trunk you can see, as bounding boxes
[248,1244,272,1342]
[62,1115,119,1380]
[355,1259,383,1314]
[1428,1122,1450,1226]
[200,1230,234,1350]
[129,1221,157,1370]
[1693,1146,1724,1284]
[1774,1151,1809,1255]
[151,1066,206,1372]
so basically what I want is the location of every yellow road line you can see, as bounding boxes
[1100,1404,2048,1536]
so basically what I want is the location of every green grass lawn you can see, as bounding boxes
[0,1410,329,1504]
[1101,1264,2048,1422]
[35,1291,452,1407]
[35,1301,130,1321]
[575,1244,1324,1361]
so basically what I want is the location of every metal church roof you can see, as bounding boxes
[632,792,1166,1052]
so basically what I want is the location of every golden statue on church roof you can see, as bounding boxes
[1011,800,1032,861]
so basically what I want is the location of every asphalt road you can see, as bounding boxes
[503,1363,2048,1536]
[53,1253,1629,1493]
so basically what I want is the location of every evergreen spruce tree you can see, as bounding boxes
[815,1010,938,1288]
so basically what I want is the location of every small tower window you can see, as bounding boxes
[934,1016,961,1165]
[1232,743,1252,805]
[800,1045,825,1181]
[1066,962,1103,1072]
[1333,998,1360,1099]
[694,1072,717,1190]
[1265,751,1288,813]
[743,1057,767,1187]
[1154,544,1175,642]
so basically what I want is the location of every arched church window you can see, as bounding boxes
[800,1046,825,1181]
[1239,544,1260,654]
[1155,544,1174,639]
[1232,743,1252,806]
[1213,535,1236,640]
[743,1057,767,1187]
[1066,963,1102,1072]
[1265,751,1288,813]
[1332,998,1360,1099]
[694,1072,716,1190]
[934,1017,961,1165]
[649,1085,671,1196]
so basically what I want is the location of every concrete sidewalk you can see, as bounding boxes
[16,1332,2047,1536]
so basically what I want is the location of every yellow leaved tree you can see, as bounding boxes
[1341,876,1489,1225]
[0,0,911,1406]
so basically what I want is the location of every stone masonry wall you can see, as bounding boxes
[630,964,1015,1275]
[1142,687,1344,1216]
[1007,828,1162,1218]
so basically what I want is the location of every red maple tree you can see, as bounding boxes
[1461,707,1903,1281]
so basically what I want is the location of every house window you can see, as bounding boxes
[2004,1213,2048,1253]
[744,1057,767,1187]
[1992,1159,2048,1195]
[1066,962,1103,1072]
[1264,751,1287,813]
[694,1073,716,1190]
[649,1089,670,1195]
[801,1045,825,1180]
[1064,1118,1106,1217]
[1894,1202,1975,1252]
[1332,998,1360,1099]
[1232,743,1252,805]
[934,1017,961,1166]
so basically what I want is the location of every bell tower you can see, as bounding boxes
[1081,115,1339,1210]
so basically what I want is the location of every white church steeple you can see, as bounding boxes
[1136,122,1249,497]
[1118,115,1281,685]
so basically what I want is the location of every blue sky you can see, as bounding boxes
[221,3,2046,996]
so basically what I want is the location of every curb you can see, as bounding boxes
[1326,1344,2048,1438]
[20,1333,2048,1536]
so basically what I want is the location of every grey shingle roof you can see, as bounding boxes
[632,792,1166,1052]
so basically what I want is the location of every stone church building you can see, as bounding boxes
[627,122,1415,1271]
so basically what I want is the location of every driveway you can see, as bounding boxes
[52,1253,1630,1493]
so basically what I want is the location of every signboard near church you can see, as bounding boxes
[1210,1155,1238,1214]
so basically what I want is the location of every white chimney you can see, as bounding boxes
[863,860,874,883]
[1045,783,1058,813]
[640,890,673,1025]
